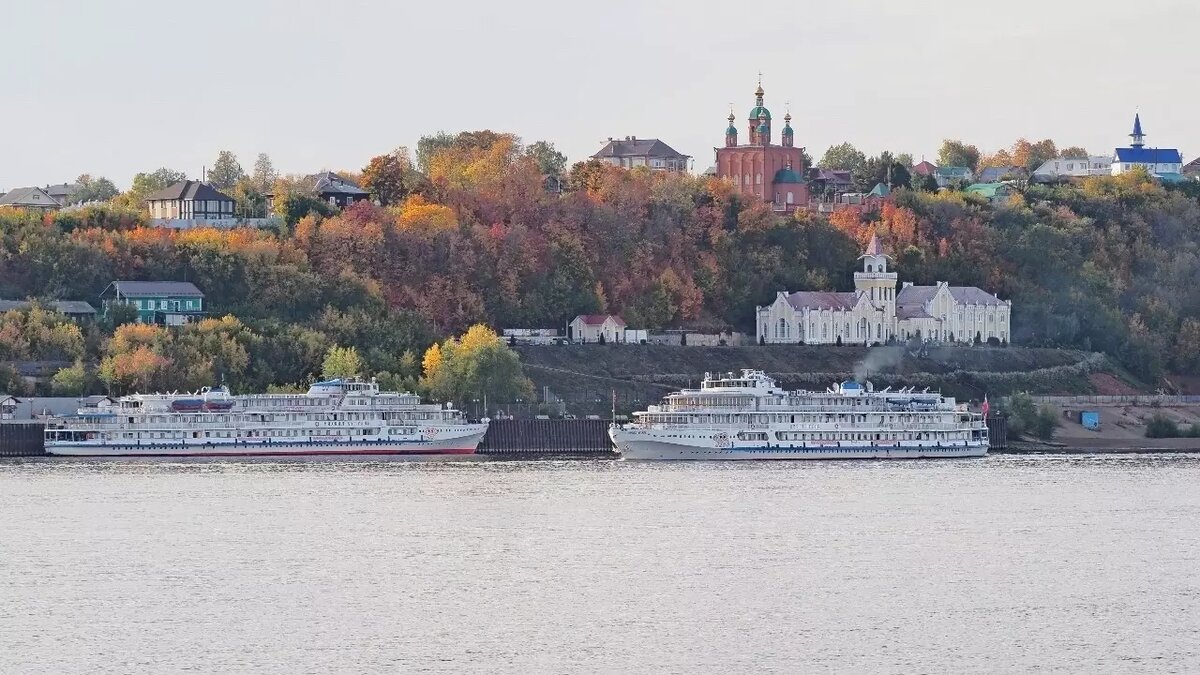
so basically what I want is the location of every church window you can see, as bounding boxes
[756,173,762,185]
[744,174,751,186]
[877,324,882,339]
[867,264,873,273]
[786,191,794,204]
[822,324,828,339]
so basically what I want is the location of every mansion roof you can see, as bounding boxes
[592,138,689,161]
[897,284,1006,307]
[786,291,859,311]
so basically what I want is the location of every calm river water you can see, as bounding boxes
[2,454,1199,674]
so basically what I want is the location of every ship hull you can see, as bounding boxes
[46,429,487,458]
[611,429,987,461]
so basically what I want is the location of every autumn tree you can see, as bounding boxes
[207,150,246,191]
[937,140,981,171]
[421,325,532,407]
[1011,138,1057,172]
[1058,146,1089,159]
[322,345,364,379]
[361,148,419,206]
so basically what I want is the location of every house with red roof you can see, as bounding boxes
[568,314,627,343]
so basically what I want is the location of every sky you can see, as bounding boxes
[3,0,1199,190]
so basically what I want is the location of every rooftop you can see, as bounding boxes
[592,138,689,161]
[144,180,234,203]
[102,281,205,298]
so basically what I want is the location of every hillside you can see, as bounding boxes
[515,344,1136,416]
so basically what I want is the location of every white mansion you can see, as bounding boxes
[757,235,1011,345]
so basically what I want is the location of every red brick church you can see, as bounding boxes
[715,80,809,209]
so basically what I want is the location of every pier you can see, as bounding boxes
[0,423,47,457]
[477,419,617,457]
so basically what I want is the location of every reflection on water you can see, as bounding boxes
[3,454,1199,673]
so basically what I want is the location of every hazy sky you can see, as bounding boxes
[3,0,1198,190]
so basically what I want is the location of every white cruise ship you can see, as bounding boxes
[609,370,988,460]
[44,378,488,458]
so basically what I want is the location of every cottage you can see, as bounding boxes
[568,314,627,343]
[1031,156,1112,180]
[934,166,974,187]
[592,137,690,172]
[308,172,370,208]
[145,180,236,223]
[100,281,204,326]
[44,183,81,206]
[0,186,61,210]
[0,299,96,320]
[1183,157,1200,180]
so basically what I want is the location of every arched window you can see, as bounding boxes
[867,264,873,273]
[786,191,794,204]
[756,173,763,185]
[778,318,788,339]
[744,174,751,186]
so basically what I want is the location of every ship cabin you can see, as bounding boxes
[700,370,784,395]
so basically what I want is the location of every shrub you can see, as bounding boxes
[1145,414,1181,439]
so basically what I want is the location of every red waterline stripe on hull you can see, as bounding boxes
[49,448,477,458]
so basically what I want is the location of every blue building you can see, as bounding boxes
[1111,114,1184,180]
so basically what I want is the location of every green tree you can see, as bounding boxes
[421,325,533,407]
[1058,146,1089,160]
[51,361,90,395]
[208,150,245,191]
[819,142,867,171]
[121,168,186,207]
[322,345,364,379]
[251,153,277,190]
[73,174,120,204]
[526,140,567,177]
[937,139,981,171]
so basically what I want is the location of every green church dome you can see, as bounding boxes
[748,106,772,120]
[774,167,804,184]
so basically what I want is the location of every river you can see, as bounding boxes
[2,454,1198,673]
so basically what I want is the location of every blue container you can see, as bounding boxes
[1081,411,1101,431]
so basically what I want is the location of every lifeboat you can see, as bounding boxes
[171,398,204,412]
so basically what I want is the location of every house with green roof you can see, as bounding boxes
[964,182,1013,202]
[934,166,974,188]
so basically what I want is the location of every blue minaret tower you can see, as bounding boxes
[1130,113,1145,148]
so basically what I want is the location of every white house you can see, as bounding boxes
[757,235,1011,345]
[1111,114,1184,178]
[569,314,627,343]
[1032,156,1112,179]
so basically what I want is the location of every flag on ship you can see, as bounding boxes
[981,394,990,419]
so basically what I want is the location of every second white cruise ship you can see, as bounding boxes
[609,370,988,460]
